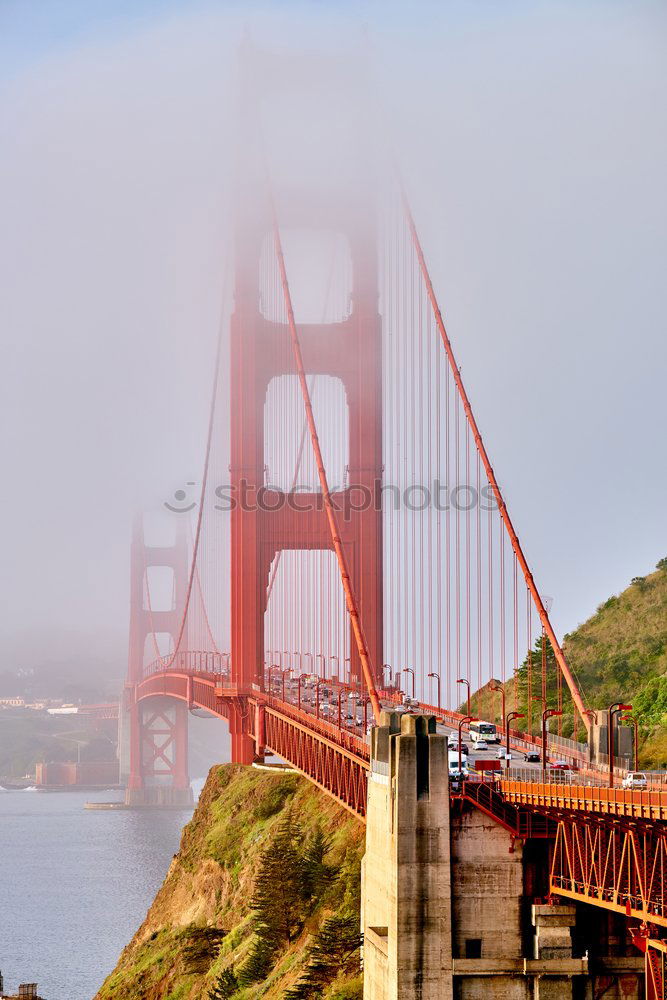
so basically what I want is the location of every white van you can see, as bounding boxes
[622,772,647,790]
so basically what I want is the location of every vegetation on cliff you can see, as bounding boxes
[488,559,667,764]
[95,765,365,1000]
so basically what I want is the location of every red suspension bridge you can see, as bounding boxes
[120,43,667,996]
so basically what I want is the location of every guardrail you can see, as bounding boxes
[505,766,667,792]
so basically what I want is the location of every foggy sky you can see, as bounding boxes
[1,0,666,681]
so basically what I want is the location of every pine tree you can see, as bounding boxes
[208,966,238,999]
[238,808,308,986]
[236,927,277,987]
[255,808,305,945]
[284,914,361,999]
[301,822,334,902]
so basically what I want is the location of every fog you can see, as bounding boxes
[1,0,666,690]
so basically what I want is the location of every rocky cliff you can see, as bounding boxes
[95,765,365,1000]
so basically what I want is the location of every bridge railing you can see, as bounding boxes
[142,650,230,679]
[505,766,667,792]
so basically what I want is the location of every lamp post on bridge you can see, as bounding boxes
[349,691,359,729]
[281,668,292,703]
[505,711,525,767]
[488,680,505,730]
[267,664,281,696]
[329,655,339,682]
[458,716,478,778]
[361,697,371,732]
[542,709,562,782]
[608,702,632,787]
[403,667,415,700]
[620,714,639,772]
[457,677,471,718]
[427,671,441,713]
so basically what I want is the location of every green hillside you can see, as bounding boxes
[95,765,365,1000]
[498,558,667,766]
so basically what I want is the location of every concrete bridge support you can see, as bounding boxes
[362,712,452,999]
[362,712,644,1000]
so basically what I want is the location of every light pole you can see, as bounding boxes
[403,667,415,699]
[506,711,525,763]
[458,716,478,777]
[428,671,441,712]
[362,697,371,731]
[267,664,281,695]
[542,708,562,781]
[457,677,471,717]
[281,668,292,703]
[329,655,339,681]
[489,680,506,730]
[349,691,359,729]
[621,714,639,771]
[608,702,632,787]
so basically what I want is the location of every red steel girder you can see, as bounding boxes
[550,817,667,929]
[460,780,555,839]
[262,706,369,817]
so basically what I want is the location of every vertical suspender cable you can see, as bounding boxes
[399,188,590,734]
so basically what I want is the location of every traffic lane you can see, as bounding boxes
[272,686,550,771]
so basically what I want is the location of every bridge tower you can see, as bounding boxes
[229,44,383,763]
[122,516,193,807]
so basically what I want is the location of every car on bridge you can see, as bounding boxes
[474,740,489,753]
[548,760,571,771]
[622,771,648,790]
[525,751,540,763]
[448,766,469,785]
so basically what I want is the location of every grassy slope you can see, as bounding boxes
[95,765,365,1000]
[497,562,667,763]
[563,563,667,765]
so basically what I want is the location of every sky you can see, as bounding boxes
[1,0,665,684]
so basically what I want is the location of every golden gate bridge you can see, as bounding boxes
[119,41,667,998]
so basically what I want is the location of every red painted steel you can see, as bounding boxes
[500,780,667,823]
[262,706,369,817]
[126,517,190,795]
[550,818,667,931]
[268,192,382,723]
[641,938,667,1000]
[229,49,383,761]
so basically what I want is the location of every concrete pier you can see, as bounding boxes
[362,712,643,1000]
[362,712,451,999]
